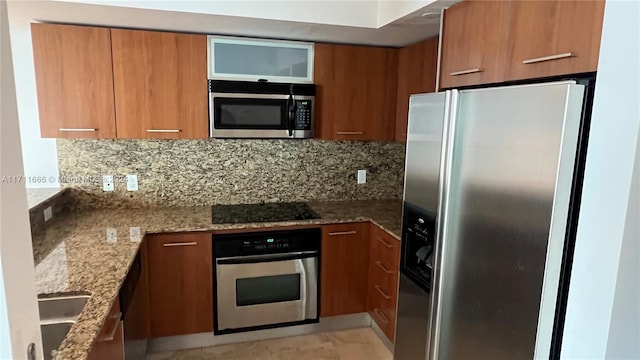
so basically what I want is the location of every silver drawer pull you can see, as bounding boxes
[336,131,364,135]
[374,285,391,300]
[59,128,97,132]
[375,261,394,275]
[523,52,574,64]
[449,68,482,76]
[146,129,181,133]
[373,308,390,324]
[163,242,198,247]
[328,230,358,236]
[377,237,394,249]
[100,313,121,342]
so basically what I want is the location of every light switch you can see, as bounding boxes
[126,175,138,191]
[103,175,114,191]
[357,170,367,184]
[106,228,117,243]
[129,227,141,242]
[44,206,53,222]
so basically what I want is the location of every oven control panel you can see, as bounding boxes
[214,228,321,257]
[243,237,291,250]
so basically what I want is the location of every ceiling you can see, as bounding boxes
[8,0,460,46]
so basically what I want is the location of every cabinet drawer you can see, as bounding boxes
[370,226,400,268]
[369,284,396,341]
[371,306,394,341]
[369,277,397,316]
[369,258,398,298]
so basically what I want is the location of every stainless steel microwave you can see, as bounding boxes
[209,80,315,139]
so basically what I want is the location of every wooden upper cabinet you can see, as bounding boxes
[321,223,370,317]
[439,0,511,89]
[395,37,439,142]
[505,0,605,81]
[147,232,213,337]
[111,29,208,139]
[314,43,398,141]
[31,23,116,138]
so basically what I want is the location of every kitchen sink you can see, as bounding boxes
[38,295,90,360]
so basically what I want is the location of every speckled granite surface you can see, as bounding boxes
[34,199,402,360]
[29,188,72,241]
[56,139,405,208]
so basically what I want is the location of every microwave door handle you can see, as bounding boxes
[288,85,296,137]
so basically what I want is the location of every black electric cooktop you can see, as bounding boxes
[212,202,321,224]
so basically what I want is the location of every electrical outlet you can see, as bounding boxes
[106,228,117,243]
[357,169,367,184]
[44,206,53,222]
[102,175,114,192]
[129,227,141,242]
[126,175,138,191]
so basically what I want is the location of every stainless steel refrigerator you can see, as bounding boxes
[395,81,592,360]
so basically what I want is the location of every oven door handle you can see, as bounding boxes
[216,250,318,265]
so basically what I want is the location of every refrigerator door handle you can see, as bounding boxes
[427,89,459,360]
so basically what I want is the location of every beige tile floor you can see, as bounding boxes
[145,328,393,360]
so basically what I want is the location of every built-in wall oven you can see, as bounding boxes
[213,228,321,334]
[209,80,315,139]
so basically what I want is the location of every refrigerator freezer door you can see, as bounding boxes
[403,92,448,212]
[394,274,431,360]
[430,82,585,360]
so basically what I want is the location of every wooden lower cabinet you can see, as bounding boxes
[320,223,371,317]
[147,232,213,337]
[88,299,124,360]
[123,240,150,343]
[367,224,401,342]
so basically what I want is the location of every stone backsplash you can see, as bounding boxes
[57,139,405,208]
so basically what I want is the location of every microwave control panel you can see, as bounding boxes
[294,100,313,130]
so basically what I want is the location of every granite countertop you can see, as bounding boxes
[33,199,402,360]
[26,187,65,209]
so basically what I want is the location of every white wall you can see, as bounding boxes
[0,0,44,358]
[605,128,640,359]
[52,0,380,28]
[377,0,436,26]
[561,0,640,358]
[0,257,11,360]
[7,9,59,189]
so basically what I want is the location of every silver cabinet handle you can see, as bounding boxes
[336,131,364,135]
[377,237,394,249]
[523,52,574,64]
[449,68,482,76]
[375,261,394,275]
[146,129,181,133]
[100,313,121,342]
[373,308,390,324]
[328,230,358,236]
[59,128,97,132]
[374,285,391,300]
[163,242,198,247]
